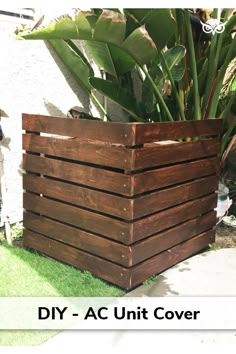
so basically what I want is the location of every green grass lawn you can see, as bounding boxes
[0,241,124,346]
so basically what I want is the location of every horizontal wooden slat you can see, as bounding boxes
[132,193,217,242]
[23,191,217,245]
[135,119,223,144]
[132,211,216,265]
[23,174,218,220]
[23,174,133,220]
[23,114,222,146]
[23,228,215,289]
[23,193,132,244]
[23,154,132,196]
[23,133,221,172]
[134,157,219,194]
[133,175,219,218]
[23,134,133,170]
[130,230,215,288]
[23,210,216,267]
[23,154,219,197]
[133,138,221,170]
[22,113,135,145]
[24,212,132,266]
[23,230,131,289]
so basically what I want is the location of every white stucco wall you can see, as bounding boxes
[0,16,102,224]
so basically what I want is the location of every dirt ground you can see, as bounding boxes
[214,222,236,248]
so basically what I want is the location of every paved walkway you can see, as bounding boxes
[41,248,236,352]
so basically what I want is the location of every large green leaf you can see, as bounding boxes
[19,9,157,69]
[89,77,144,121]
[17,8,176,122]
[19,11,95,40]
[163,46,186,71]
[142,45,186,113]
[48,39,93,92]
[122,26,156,66]
[93,10,126,45]
[86,41,135,78]
[142,65,164,113]
[163,45,186,82]
[125,9,176,50]
[171,64,185,81]
[65,40,94,77]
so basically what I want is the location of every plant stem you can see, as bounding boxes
[220,90,236,155]
[208,35,236,118]
[91,92,111,121]
[203,10,229,117]
[142,66,174,121]
[175,9,187,119]
[184,9,201,120]
[215,10,228,66]
[158,48,186,120]
[201,35,218,114]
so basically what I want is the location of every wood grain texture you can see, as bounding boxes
[135,119,223,144]
[133,138,221,170]
[23,229,131,289]
[23,174,218,220]
[24,212,132,266]
[23,228,215,289]
[23,114,222,146]
[133,175,219,218]
[23,193,132,244]
[22,113,135,145]
[23,191,217,245]
[130,230,215,288]
[132,193,217,242]
[23,154,133,196]
[23,174,133,220]
[23,133,221,172]
[23,210,215,267]
[131,211,216,265]
[23,134,133,170]
[133,157,219,194]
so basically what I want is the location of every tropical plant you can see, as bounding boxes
[16,8,236,125]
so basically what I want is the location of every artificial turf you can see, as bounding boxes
[0,241,124,345]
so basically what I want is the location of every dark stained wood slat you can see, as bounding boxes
[24,212,132,266]
[23,211,216,268]
[23,174,133,220]
[133,138,221,170]
[23,230,131,289]
[132,194,217,242]
[22,113,135,145]
[23,114,222,146]
[23,154,132,196]
[133,175,219,218]
[130,230,215,288]
[133,157,219,194]
[131,211,216,265]
[23,193,132,244]
[23,191,217,245]
[23,134,133,170]
[23,174,218,221]
[134,119,223,144]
